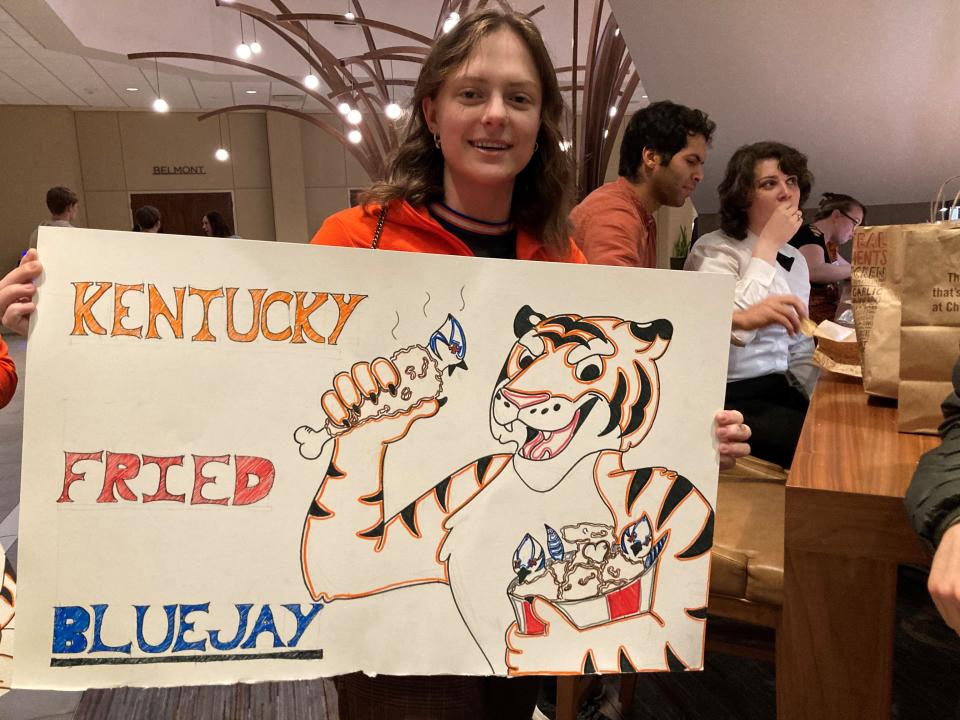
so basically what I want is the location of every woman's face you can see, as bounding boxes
[422,28,543,205]
[201,216,212,236]
[831,206,864,245]
[746,158,801,233]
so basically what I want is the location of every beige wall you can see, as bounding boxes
[0,106,86,270]
[0,106,368,270]
[302,114,371,238]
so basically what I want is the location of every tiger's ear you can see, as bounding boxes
[629,319,673,360]
[513,305,547,338]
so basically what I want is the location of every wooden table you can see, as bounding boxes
[779,370,937,720]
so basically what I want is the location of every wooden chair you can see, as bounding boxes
[556,455,786,719]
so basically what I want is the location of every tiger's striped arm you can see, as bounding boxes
[0,552,15,695]
[591,451,713,670]
[301,443,511,602]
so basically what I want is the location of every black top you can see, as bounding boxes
[906,358,960,549]
[428,202,516,260]
[788,225,830,268]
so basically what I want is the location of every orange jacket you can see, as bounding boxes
[310,201,586,264]
[0,336,16,409]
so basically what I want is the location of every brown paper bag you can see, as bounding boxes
[898,225,960,434]
[851,225,906,398]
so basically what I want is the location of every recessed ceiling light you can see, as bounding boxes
[125,87,139,92]
[245,90,257,94]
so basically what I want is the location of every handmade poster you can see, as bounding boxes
[14,226,733,689]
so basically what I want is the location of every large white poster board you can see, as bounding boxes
[14,227,732,689]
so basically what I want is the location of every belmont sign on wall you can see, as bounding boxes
[14,226,732,689]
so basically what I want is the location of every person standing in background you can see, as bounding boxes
[133,205,162,233]
[201,211,239,238]
[28,186,79,249]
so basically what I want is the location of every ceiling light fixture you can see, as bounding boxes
[384,102,402,120]
[346,108,362,125]
[347,129,362,144]
[442,12,459,33]
[608,106,617,117]
[383,60,401,120]
[337,101,351,115]
[302,20,320,90]
[125,87,139,92]
[214,114,230,161]
[250,19,262,54]
[152,59,169,113]
[245,89,257,94]
[235,13,251,59]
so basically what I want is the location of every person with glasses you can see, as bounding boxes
[788,192,866,323]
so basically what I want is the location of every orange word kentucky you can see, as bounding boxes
[71,282,366,344]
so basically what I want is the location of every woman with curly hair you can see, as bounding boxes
[686,141,814,468]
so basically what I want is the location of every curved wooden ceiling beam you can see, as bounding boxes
[198,104,380,179]
[126,51,339,115]
[215,2,342,93]
[275,13,434,46]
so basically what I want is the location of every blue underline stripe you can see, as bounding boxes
[50,649,324,666]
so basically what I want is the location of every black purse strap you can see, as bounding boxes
[371,206,387,249]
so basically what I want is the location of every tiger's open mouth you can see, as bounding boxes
[519,398,598,461]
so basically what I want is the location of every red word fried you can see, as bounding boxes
[59,452,275,506]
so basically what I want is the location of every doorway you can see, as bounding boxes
[129,192,236,237]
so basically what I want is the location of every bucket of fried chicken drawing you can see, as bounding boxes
[508,518,667,635]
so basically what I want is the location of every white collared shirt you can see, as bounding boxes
[685,228,814,383]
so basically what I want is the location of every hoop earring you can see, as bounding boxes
[433,133,441,149]
[533,141,539,152]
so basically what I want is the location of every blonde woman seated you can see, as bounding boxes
[686,141,814,468]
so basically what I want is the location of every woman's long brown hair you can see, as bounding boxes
[362,10,574,258]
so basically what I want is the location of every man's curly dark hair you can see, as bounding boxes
[618,101,716,182]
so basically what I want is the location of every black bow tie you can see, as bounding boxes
[776,253,794,272]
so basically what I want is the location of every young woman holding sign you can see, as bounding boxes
[309,9,751,719]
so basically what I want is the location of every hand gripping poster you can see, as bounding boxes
[13,226,733,689]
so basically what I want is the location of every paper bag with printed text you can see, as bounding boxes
[898,225,960,433]
[851,225,907,398]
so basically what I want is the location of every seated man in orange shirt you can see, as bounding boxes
[571,100,714,268]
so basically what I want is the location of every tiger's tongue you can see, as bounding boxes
[522,411,580,460]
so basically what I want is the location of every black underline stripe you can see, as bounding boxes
[51,649,323,666]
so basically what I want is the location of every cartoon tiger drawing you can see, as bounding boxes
[0,550,15,696]
[298,306,713,675]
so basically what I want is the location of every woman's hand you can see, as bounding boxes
[0,249,42,336]
[715,410,751,469]
[754,203,803,264]
[733,294,807,335]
